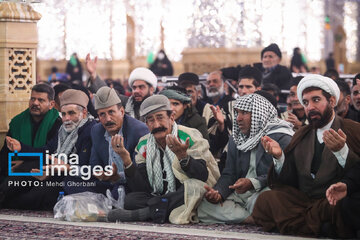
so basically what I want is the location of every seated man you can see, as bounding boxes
[326,161,360,238]
[252,74,360,238]
[281,76,309,131]
[90,86,149,198]
[159,86,209,140]
[197,94,293,224]
[107,95,220,224]
[237,66,262,97]
[254,43,292,103]
[2,89,95,209]
[177,72,212,124]
[0,84,62,180]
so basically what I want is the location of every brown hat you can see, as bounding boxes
[60,89,89,109]
[94,86,121,110]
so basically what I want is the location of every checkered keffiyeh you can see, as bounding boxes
[233,94,293,152]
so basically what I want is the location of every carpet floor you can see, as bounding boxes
[0,209,317,240]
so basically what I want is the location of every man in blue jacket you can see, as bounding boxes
[90,86,149,198]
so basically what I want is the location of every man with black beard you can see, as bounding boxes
[252,75,360,238]
[125,67,158,121]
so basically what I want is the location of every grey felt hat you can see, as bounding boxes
[94,86,121,110]
[140,95,172,117]
[60,89,89,109]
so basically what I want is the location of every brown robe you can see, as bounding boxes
[252,116,360,238]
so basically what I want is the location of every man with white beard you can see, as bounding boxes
[3,89,96,210]
[203,71,235,171]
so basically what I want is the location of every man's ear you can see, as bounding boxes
[345,95,351,105]
[149,86,155,95]
[49,100,55,109]
[329,96,337,108]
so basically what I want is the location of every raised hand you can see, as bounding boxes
[204,185,222,204]
[261,136,282,159]
[229,178,254,194]
[94,162,120,183]
[286,112,302,130]
[85,53,98,79]
[323,129,346,152]
[326,182,347,206]
[166,135,189,160]
[6,136,21,152]
[210,105,225,132]
[111,134,131,166]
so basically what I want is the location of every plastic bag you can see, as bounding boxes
[54,191,112,222]
[106,185,125,209]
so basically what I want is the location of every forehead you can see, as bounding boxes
[61,104,79,112]
[290,85,297,92]
[97,104,118,113]
[352,84,360,92]
[238,78,255,86]
[31,91,49,99]
[207,73,221,81]
[169,99,183,104]
[146,110,168,119]
[302,89,324,99]
[263,51,277,57]
[132,80,148,87]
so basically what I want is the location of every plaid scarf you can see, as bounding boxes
[146,123,178,195]
[233,94,293,152]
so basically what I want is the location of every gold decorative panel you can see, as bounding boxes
[8,48,34,94]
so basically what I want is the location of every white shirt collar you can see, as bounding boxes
[316,114,335,143]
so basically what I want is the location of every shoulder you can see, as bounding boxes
[91,122,106,136]
[177,125,203,148]
[123,115,149,134]
[136,134,150,151]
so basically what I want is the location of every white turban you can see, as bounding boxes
[297,74,340,107]
[128,67,157,89]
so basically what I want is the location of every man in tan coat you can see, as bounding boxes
[107,95,219,224]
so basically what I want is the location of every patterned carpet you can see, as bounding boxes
[0,209,312,240]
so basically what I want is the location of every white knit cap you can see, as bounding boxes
[297,74,340,106]
[128,67,157,89]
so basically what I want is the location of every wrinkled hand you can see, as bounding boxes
[30,158,69,181]
[286,112,302,129]
[6,136,21,152]
[85,53,98,79]
[261,136,282,159]
[166,135,189,160]
[94,162,120,183]
[210,105,225,132]
[204,185,222,204]
[229,178,254,194]
[111,134,131,166]
[323,129,346,152]
[326,182,347,206]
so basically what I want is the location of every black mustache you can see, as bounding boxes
[308,111,321,117]
[105,122,115,127]
[30,106,40,110]
[151,127,167,134]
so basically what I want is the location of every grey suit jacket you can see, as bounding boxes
[215,132,292,200]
